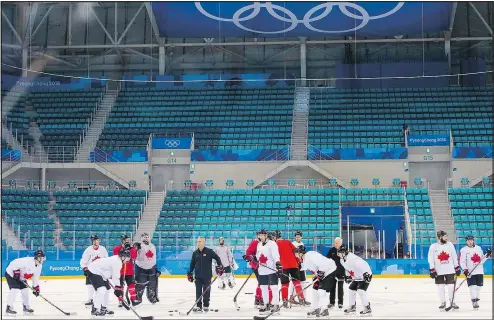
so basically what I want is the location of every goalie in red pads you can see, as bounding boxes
[113,234,139,307]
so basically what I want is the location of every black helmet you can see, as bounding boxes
[267,231,276,240]
[258,229,267,235]
[294,246,306,255]
[118,250,131,259]
[90,235,100,242]
[34,249,45,259]
[294,231,302,237]
[121,234,130,243]
[465,235,474,241]
[274,230,282,239]
[337,245,349,256]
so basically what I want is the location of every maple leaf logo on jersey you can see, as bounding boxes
[145,250,154,259]
[23,273,33,279]
[348,270,355,277]
[438,251,450,264]
[471,253,481,264]
[259,254,268,264]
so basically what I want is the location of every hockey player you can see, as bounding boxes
[188,236,224,312]
[244,231,272,308]
[252,230,281,315]
[428,230,461,311]
[295,246,336,317]
[5,250,45,316]
[292,231,306,283]
[272,230,309,307]
[459,235,491,310]
[134,233,160,304]
[214,237,236,290]
[113,234,139,307]
[337,245,373,316]
[80,235,108,307]
[87,250,131,316]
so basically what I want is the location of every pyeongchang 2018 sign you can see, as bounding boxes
[407,135,450,147]
[152,2,452,37]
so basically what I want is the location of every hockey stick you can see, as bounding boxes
[445,275,458,312]
[23,282,77,316]
[108,282,154,320]
[180,276,219,316]
[234,270,255,310]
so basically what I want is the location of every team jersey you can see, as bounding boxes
[459,245,484,276]
[214,245,234,268]
[256,239,280,276]
[113,245,138,276]
[302,251,336,277]
[428,241,459,276]
[6,257,42,287]
[80,245,108,269]
[276,239,298,269]
[340,252,372,280]
[88,255,122,284]
[427,241,458,275]
[246,239,259,269]
[292,240,305,270]
[135,242,157,270]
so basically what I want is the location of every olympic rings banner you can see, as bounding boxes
[151,2,451,37]
[152,138,193,150]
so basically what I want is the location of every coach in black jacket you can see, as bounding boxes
[325,237,345,308]
[187,236,223,311]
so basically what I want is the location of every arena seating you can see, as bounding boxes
[98,87,294,151]
[448,187,493,245]
[2,90,35,149]
[1,189,56,250]
[405,188,436,245]
[309,86,493,149]
[55,189,147,249]
[28,88,104,161]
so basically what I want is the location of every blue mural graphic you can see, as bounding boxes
[1,149,21,161]
[151,2,451,37]
[407,135,450,146]
[452,146,493,159]
[1,74,106,91]
[191,148,289,161]
[308,147,408,160]
[152,138,192,149]
[90,150,148,163]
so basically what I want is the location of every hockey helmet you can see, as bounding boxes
[121,234,130,243]
[337,245,349,257]
[294,231,303,237]
[294,246,306,255]
[34,249,46,259]
[258,229,268,235]
[267,231,276,240]
[274,230,282,239]
[465,235,475,242]
[90,234,100,242]
[118,249,131,260]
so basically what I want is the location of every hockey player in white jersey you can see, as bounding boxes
[337,245,373,316]
[292,231,307,283]
[134,232,159,304]
[80,235,108,308]
[214,237,236,289]
[87,250,131,316]
[428,230,461,310]
[295,246,336,318]
[459,235,492,310]
[255,230,282,315]
[4,250,45,316]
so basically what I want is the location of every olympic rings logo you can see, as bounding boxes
[195,2,405,34]
[165,140,180,148]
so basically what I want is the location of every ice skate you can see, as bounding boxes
[271,305,281,315]
[328,303,335,309]
[23,305,34,315]
[338,304,343,309]
[289,297,300,305]
[91,307,97,316]
[318,309,330,318]
[218,282,226,290]
[204,307,210,312]
[307,308,320,317]
[85,300,94,308]
[360,303,372,316]
[192,306,203,313]
[254,298,263,309]
[344,304,356,315]
[118,301,123,308]
[259,303,272,315]
[228,280,235,288]
[5,306,16,317]
[450,302,459,310]
[472,299,479,310]
[101,307,114,316]
[94,309,106,317]
[131,300,142,308]
[438,302,446,311]
[282,300,290,308]
[299,298,311,306]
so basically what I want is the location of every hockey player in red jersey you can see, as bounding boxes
[243,230,272,308]
[113,235,139,307]
[272,230,310,308]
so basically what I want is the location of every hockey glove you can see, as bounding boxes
[187,272,194,283]
[316,270,325,280]
[275,261,283,277]
[83,267,89,277]
[363,272,372,283]
[124,242,132,250]
[486,248,492,258]
[216,266,224,276]
[32,285,40,297]
[242,254,253,262]
[312,279,320,290]
[463,269,469,277]
[455,266,461,276]
[429,268,437,279]
[344,276,352,284]
[133,242,141,251]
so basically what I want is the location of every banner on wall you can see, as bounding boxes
[308,147,408,160]
[90,150,148,162]
[1,149,21,161]
[452,146,493,159]
[407,135,450,146]
[1,74,105,91]
[191,148,289,161]
[152,138,192,150]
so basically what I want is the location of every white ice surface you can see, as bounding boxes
[2,278,492,319]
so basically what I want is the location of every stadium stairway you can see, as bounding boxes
[1,219,27,250]
[429,189,457,243]
[290,87,310,160]
[75,87,120,162]
[1,124,31,161]
[134,191,166,241]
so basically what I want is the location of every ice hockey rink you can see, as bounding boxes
[2,277,492,319]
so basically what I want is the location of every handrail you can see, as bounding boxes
[402,187,413,256]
